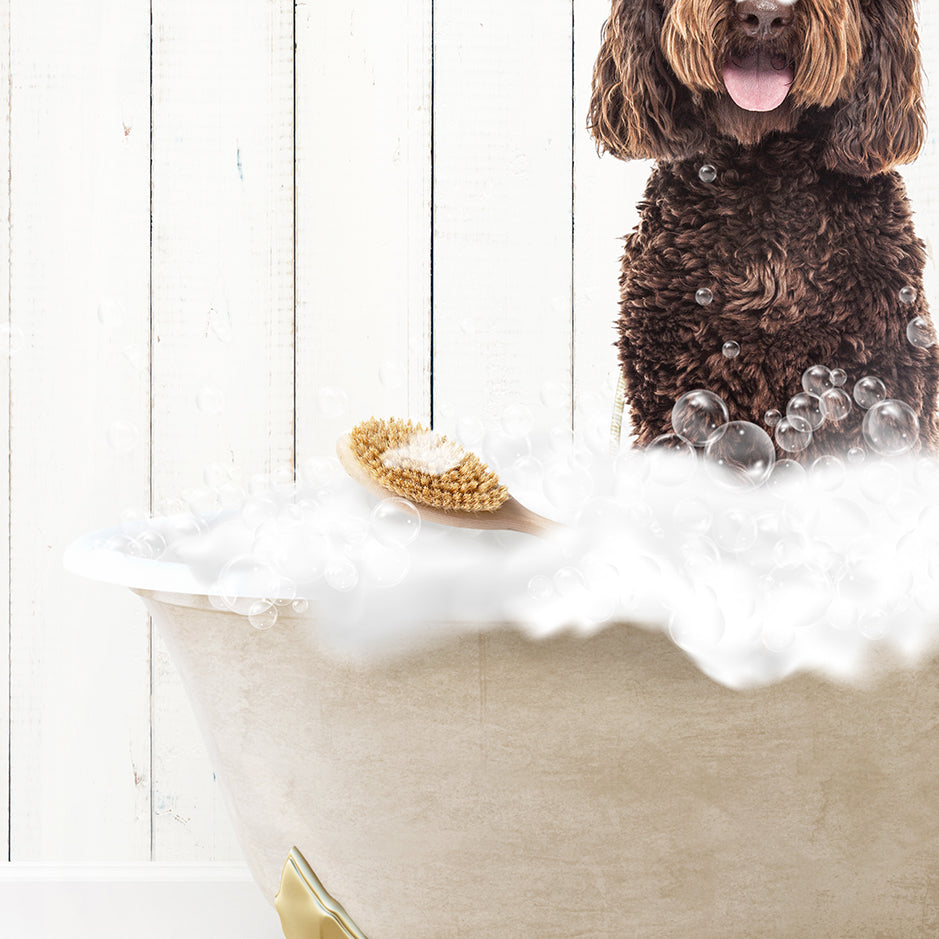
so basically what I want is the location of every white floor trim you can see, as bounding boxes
[0,862,283,939]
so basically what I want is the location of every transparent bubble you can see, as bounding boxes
[862,399,920,456]
[899,285,917,305]
[553,566,588,601]
[126,529,167,561]
[830,368,847,387]
[300,456,339,490]
[859,611,889,641]
[370,498,421,548]
[291,597,310,615]
[248,599,278,631]
[811,454,845,490]
[671,389,728,446]
[764,409,782,428]
[501,404,534,438]
[456,416,485,449]
[379,361,406,389]
[485,431,531,472]
[853,375,886,409]
[786,392,824,431]
[673,499,712,533]
[819,387,853,423]
[209,306,233,342]
[907,316,936,349]
[196,385,225,415]
[774,416,813,453]
[527,574,554,601]
[768,458,807,488]
[107,420,140,454]
[97,299,125,329]
[508,455,544,491]
[773,534,806,569]
[704,420,775,488]
[316,386,349,420]
[722,340,740,359]
[846,446,866,465]
[711,507,758,553]
[695,287,714,307]
[543,460,593,513]
[698,163,717,183]
[540,380,568,410]
[361,540,410,588]
[801,365,833,396]
[324,556,359,592]
[187,487,222,521]
[215,556,282,615]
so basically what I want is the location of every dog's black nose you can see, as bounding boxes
[735,0,794,40]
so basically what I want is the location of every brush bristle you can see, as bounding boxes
[347,417,509,512]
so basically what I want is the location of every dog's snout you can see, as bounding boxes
[734,0,794,41]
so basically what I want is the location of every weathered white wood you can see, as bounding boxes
[7,0,151,859]
[150,0,295,860]
[432,1,574,433]
[295,0,433,461]
[0,0,10,864]
[573,0,651,442]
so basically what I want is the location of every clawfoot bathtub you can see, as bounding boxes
[135,586,938,938]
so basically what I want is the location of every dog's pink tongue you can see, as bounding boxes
[723,52,793,112]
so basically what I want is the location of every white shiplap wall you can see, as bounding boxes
[2,0,939,913]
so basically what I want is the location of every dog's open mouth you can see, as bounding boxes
[723,51,794,112]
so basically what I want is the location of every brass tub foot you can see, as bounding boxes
[275,847,368,939]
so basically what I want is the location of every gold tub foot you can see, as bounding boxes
[275,847,368,939]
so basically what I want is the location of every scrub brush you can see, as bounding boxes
[336,417,560,537]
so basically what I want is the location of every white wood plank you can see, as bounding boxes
[295,0,433,461]
[8,0,151,859]
[0,863,282,939]
[150,0,295,861]
[0,0,10,864]
[432,2,574,435]
[573,0,651,441]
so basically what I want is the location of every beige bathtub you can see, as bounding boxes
[138,587,939,938]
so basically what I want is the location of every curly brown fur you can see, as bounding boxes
[589,0,938,459]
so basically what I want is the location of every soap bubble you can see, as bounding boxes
[215,556,282,615]
[543,459,593,512]
[370,498,421,548]
[802,364,833,396]
[846,446,866,465]
[767,458,806,490]
[553,566,588,601]
[907,316,935,349]
[187,487,223,521]
[196,385,225,415]
[325,556,358,592]
[527,574,554,601]
[361,540,410,588]
[786,392,824,431]
[671,389,728,446]
[248,599,278,631]
[107,420,140,454]
[722,340,740,359]
[501,404,534,438]
[704,421,775,488]
[485,431,531,471]
[316,386,348,420]
[698,163,717,183]
[830,368,847,386]
[456,416,485,449]
[127,529,167,561]
[774,416,813,453]
[853,375,886,409]
[290,598,309,615]
[764,409,782,428]
[811,454,845,490]
[899,286,917,305]
[695,288,714,307]
[862,399,920,456]
[711,506,758,553]
[819,387,853,423]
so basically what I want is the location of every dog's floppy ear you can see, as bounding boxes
[588,0,705,161]
[821,0,925,177]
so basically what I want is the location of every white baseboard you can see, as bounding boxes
[0,863,283,939]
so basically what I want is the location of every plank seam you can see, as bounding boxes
[5,0,12,865]
[148,0,155,864]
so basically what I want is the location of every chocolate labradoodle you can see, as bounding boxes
[589,0,939,458]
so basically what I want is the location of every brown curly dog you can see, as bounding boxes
[589,0,939,460]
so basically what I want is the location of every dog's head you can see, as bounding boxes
[589,0,924,176]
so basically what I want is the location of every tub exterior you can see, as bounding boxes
[138,589,939,938]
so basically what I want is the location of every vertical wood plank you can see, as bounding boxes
[150,0,295,860]
[8,0,151,860]
[432,1,574,433]
[295,0,433,461]
[0,0,10,863]
[573,0,651,440]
